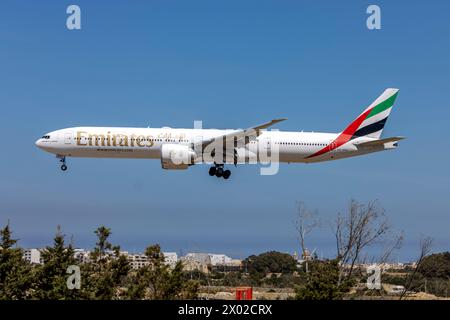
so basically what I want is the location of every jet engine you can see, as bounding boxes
[160,144,196,170]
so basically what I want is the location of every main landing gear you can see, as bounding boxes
[57,155,68,171]
[209,164,231,180]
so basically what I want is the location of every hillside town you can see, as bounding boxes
[23,248,243,271]
[23,247,415,273]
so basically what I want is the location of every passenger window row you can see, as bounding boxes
[249,141,327,146]
[278,142,326,146]
[74,137,189,143]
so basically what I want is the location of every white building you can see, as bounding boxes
[128,252,178,269]
[184,253,211,265]
[73,248,91,263]
[23,249,43,264]
[182,253,211,273]
[128,253,148,269]
[163,252,178,268]
[182,253,241,272]
[208,254,233,266]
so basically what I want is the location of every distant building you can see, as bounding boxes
[73,248,91,263]
[302,249,313,261]
[163,252,178,268]
[128,252,178,269]
[128,253,148,269]
[207,253,241,271]
[208,254,233,266]
[23,249,43,264]
[293,250,313,267]
[182,253,212,273]
[21,247,242,273]
[185,253,211,264]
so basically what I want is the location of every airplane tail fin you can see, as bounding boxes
[341,88,399,140]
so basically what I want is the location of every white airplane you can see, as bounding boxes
[35,88,404,179]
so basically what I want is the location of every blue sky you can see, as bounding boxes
[0,1,449,260]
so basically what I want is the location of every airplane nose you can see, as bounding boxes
[35,139,42,148]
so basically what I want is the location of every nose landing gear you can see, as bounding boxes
[57,155,68,171]
[208,164,231,180]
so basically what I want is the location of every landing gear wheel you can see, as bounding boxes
[223,170,231,180]
[209,167,216,176]
[58,155,68,171]
[215,168,223,178]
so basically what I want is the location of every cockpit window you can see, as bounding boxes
[41,135,50,139]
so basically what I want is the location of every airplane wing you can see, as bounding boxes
[356,136,405,147]
[199,118,287,150]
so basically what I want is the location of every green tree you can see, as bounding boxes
[0,223,33,299]
[295,259,351,300]
[127,244,198,299]
[93,226,113,255]
[82,226,130,299]
[419,252,450,279]
[404,251,450,297]
[32,226,80,299]
[243,251,298,284]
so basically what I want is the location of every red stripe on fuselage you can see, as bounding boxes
[306,107,372,159]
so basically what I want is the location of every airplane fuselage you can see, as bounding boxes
[35,126,393,164]
[34,89,403,177]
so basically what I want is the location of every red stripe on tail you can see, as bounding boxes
[306,107,372,159]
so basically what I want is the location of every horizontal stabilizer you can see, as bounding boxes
[357,136,405,147]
